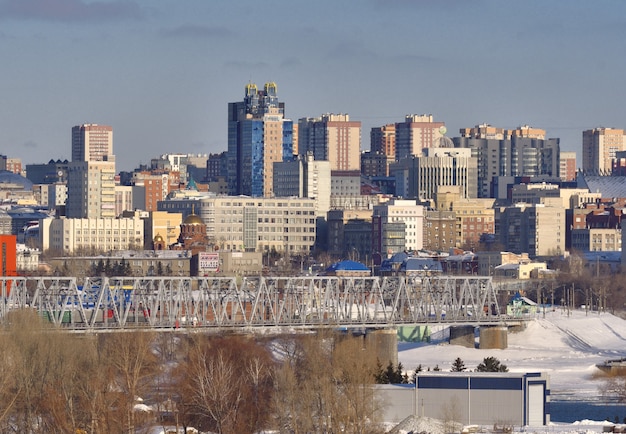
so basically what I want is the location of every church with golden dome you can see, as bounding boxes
[169,208,212,256]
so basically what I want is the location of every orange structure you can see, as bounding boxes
[0,235,17,277]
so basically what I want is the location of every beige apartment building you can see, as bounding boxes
[511,184,594,209]
[571,228,622,252]
[40,216,144,254]
[370,123,396,158]
[71,124,113,162]
[582,127,626,173]
[434,188,495,250]
[66,158,117,219]
[560,151,577,181]
[395,114,446,160]
[158,193,316,254]
[498,200,565,257]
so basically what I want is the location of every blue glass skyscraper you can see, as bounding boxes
[227,82,293,197]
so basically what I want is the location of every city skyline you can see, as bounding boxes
[1,0,625,172]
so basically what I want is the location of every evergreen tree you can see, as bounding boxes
[384,361,397,383]
[476,356,508,372]
[373,360,386,383]
[124,260,132,276]
[104,259,112,276]
[95,259,105,275]
[374,360,408,384]
[451,357,466,372]
[411,364,423,384]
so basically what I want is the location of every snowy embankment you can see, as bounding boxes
[397,308,626,432]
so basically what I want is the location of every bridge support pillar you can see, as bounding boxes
[479,325,508,349]
[365,329,398,366]
[450,325,476,348]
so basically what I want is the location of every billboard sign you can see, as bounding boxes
[198,252,219,273]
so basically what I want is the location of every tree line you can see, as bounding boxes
[374,356,508,384]
[0,310,515,433]
[0,312,390,434]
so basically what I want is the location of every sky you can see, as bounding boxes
[1,0,626,172]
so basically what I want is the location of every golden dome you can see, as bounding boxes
[183,213,204,225]
[154,233,164,243]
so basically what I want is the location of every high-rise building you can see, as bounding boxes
[273,152,331,218]
[395,114,446,160]
[582,127,626,173]
[298,114,361,171]
[71,124,113,162]
[370,124,396,157]
[454,124,560,198]
[227,82,293,197]
[390,147,477,201]
[372,199,425,254]
[560,151,577,181]
[497,199,564,257]
[66,158,117,219]
[67,124,116,219]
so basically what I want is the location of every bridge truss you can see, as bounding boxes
[0,275,504,330]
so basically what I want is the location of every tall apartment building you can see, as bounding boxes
[582,127,626,173]
[372,199,425,254]
[431,187,496,250]
[497,199,565,257]
[370,124,396,158]
[227,82,294,197]
[361,151,391,177]
[71,124,113,162]
[66,158,116,219]
[560,151,577,181]
[454,125,560,198]
[273,152,331,217]
[67,124,116,219]
[157,193,316,254]
[298,114,361,171]
[390,147,477,201]
[395,114,446,160]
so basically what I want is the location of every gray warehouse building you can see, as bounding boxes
[376,371,549,426]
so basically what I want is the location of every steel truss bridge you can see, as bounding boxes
[0,275,510,331]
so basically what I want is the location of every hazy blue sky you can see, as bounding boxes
[1,0,625,172]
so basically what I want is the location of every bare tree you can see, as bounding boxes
[177,335,274,434]
[272,332,383,433]
[101,331,158,434]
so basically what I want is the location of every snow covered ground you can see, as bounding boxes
[398,307,626,433]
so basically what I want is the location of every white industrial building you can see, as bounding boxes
[376,371,549,426]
